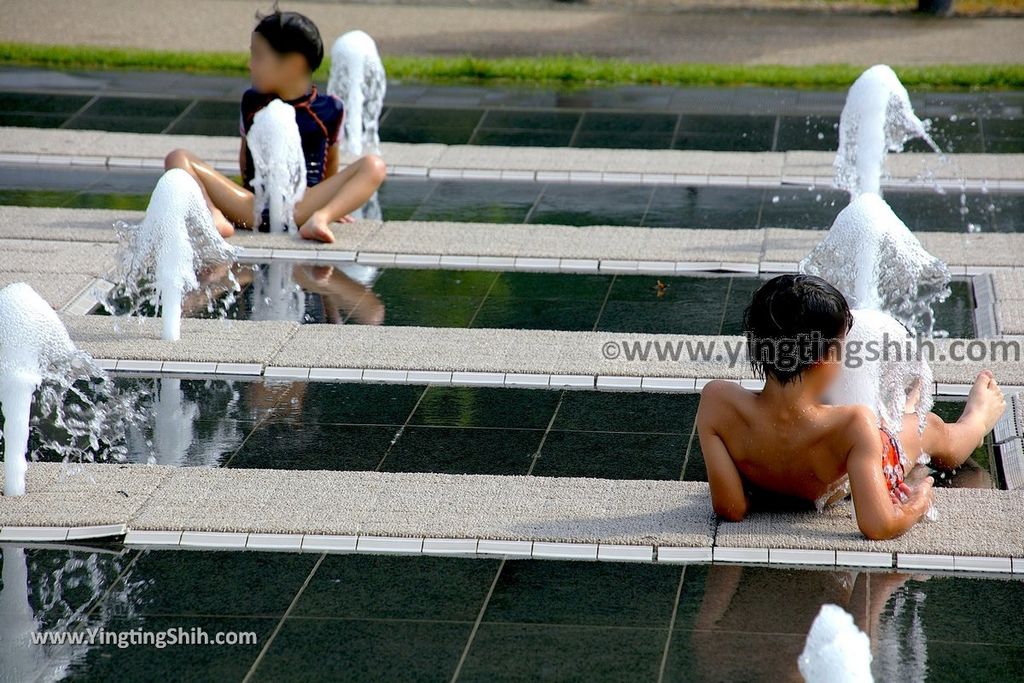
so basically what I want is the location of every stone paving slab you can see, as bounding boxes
[7,206,1024,272]
[0,271,92,309]
[714,487,1024,558]
[0,462,173,528]
[0,238,116,275]
[128,466,717,546]
[269,326,751,379]
[60,314,299,365]
[2,129,1018,187]
[3,462,1021,569]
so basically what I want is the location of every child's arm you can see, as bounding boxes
[845,406,934,540]
[323,144,340,180]
[697,384,751,521]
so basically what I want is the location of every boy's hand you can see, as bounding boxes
[896,477,934,514]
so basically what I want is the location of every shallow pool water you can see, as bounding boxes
[1,542,1021,682]
[95,267,980,340]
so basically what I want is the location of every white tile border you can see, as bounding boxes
[598,544,655,562]
[123,529,183,546]
[952,555,1014,573]
[308,367,364,382]
[66,523,127,540]
[477,539,533,556]
[768,548,836,566]
[640,377,697,392]
[657,546,713,564]
[896,553,955,571]
[533,541,599,560]
[504,373,550,388]
[356,535,423,554]
[161,361,219,374]
[451,371,506,386]
[179,531,249,549]
[713,546,770,563]
[422,537,479,555]
[300,534,358,552]
[0,526,70,541]
[836,550,893,568]
[264,366,311,380]
[361,368,408,383]
[247,533,304,551]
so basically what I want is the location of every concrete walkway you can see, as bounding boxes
[0,0,1021,65]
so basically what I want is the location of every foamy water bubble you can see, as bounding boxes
[798,604,873,683]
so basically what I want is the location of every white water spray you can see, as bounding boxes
[247,98,306,233]
[0,284,76,496]
[800,193,951,336]
[327,30,386,156]
[834,64,939,197]
[798,604,873,683]
[826,308,934,437]
[111,168,236,340]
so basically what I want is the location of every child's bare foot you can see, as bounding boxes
[961,370,1006,445]
[210,207,235,238]
[337,214,355,224]
[298,211,336,244]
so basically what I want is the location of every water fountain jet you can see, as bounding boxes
[327,30,386,157]
[834,64,939,198]
[111,168,237,340]
[247,98,307,233]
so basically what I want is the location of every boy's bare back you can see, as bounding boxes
[697,379,866,506]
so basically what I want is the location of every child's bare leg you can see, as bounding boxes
[899,370,1005,470]
[293,155,387,243]
[164,148,255,238]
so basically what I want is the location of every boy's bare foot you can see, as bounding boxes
[298,211,336,244]
[338,214,355,224]
[961,370,1006,445]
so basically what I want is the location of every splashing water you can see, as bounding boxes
[247,99,306,232]
[828,308,933,438]
[107,168,237,340]
[800,193,951,337]
[834,64,939,198]
[0,284,143,496]
[328,30,386,156]
[798,604,873,683]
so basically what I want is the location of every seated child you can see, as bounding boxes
[165,8,386,243]
[696,274,1005,540]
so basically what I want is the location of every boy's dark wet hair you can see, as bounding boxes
[743,274,853,385]
[254,6,324,72]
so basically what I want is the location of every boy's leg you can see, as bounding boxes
[164,148,255,237]
[898,370,1005,469]
[294,154,387,243]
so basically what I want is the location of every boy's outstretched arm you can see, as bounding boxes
[697,387,750,521]
[846,406,934,540]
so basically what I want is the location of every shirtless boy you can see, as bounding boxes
[165,8,386,243]
[696,274,1005,540]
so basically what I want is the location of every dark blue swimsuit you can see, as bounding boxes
[239,84,345,231]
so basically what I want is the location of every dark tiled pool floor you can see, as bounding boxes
[2,86,1022,153]
[2,164,1021,232]
[2,543,1021,682]
[105,265,977,340]
[26,378,996,489]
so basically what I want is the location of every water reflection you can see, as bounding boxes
[189,260,383,325]
[688,565,931,681]
[0,543,140,682]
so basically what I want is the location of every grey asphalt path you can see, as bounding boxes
[0,0,1021,65]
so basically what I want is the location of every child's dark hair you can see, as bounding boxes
[743,274,853,385]
[254,4,324,72]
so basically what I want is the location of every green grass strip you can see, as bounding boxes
[2,42,1022,91]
